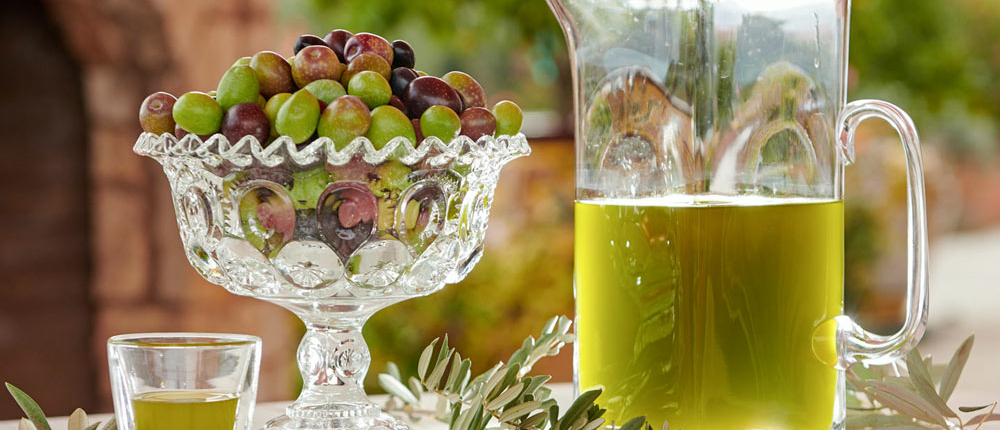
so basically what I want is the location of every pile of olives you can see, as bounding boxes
[139,30,524,149]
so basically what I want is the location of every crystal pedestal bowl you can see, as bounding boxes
[134,132,530,430]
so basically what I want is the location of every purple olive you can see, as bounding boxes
[323,29,354,63]
[402,76,462,119]
[389,67,419,97]
[411,119,424,143]
[294,34,328,54]
[460,107,497,141]
[391,40,415,69]
[222,102,270,143]
[344,32,393,64]
[388,95,408,117]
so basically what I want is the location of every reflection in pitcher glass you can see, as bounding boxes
[548,1,930,429]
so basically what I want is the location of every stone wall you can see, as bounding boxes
[34,0,310,414]
[0,0,92,418]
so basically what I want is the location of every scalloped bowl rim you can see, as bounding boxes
[133,132,530,169]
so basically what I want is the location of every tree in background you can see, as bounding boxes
[281,0,569,114]
[851,0,1000,159]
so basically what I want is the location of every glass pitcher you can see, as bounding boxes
[546,1,929,429]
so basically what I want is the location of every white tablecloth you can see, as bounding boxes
[0,383,575,430]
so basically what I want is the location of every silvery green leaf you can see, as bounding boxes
[548,403,559,429]
[67,409,88,430]
[525,375,551,396]
[449,401,461,426]
[452,359,472,393]
[536,386,552,401]
[557,316,572,334]
[468,403,485,430]
[559,334,577,344]
[81,423,100,430]
[905,349,957,419]
[850,364,882,382]
[558,389,602,430]
[453,407,472,430]
[960,405,993,413]
[463,382,483,402]
[408,376,423,401]
[845,412,917,428]
[379,374,419,404]
[455,396,481,430]
[509,348,529,367]
[427,349,455,390]
[883,376,913,388]
[491,364,521,400]
[618,416,647,430]
[535,334,555,349]
[483,365,508,401]
[387,362,402,381]
[499,401,542,422]
[98,417,116,430]
[520,411,548,429]
[940,334,974,401]
[866,382,949,427]
[543,317,558,334]
[6,383,51,430]
[437,335,451,369]
[18,419,36,430]
[487,382,525,411]
[445,352,463,391]
[471,363,503,389]
[581,418,605,430]
[419,338,440,381]
[964,413,1000,427]
[567,414,587,430]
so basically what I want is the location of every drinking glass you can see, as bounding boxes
[108,333,261,430]
[546,1,930,429]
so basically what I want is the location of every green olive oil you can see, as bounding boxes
[132,390,239,430]
[574,197,843,430]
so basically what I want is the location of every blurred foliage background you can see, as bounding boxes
[279,0,1000,392]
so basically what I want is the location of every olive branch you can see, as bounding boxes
[379,317,999,430]
[378,316,656,430]
[845,334,1000,430]
[4,383,117,430]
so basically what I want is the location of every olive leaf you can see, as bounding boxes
[67,409,88,430]
[378,373,418,404]
[98,417,117,430]
[19,419,37,430]
[904,349,957,419]
[939,334,974,402]
[844,412,918,428]
[865,383,949,428]
[961,405,994,413]
[617,416,649,430]
[6,383,51,430]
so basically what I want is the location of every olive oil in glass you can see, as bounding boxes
[574,197,843,430]
[132,390,240,430]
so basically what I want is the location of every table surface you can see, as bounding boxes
[2,381,994,429]
[0,383,576,430]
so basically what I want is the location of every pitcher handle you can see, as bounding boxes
[834,99,930,366]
